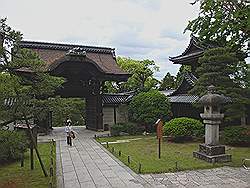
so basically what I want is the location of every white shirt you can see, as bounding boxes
[65,126,72,136]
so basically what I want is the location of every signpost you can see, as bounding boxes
[156,119,163,159]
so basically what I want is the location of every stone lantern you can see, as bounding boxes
[193,85,232,163]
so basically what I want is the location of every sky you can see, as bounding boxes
[0,0,200,80]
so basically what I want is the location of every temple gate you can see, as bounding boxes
[20,41,129,131]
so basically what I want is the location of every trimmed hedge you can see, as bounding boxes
[224,126,250,146]
[110,122,144,136]
[0,130,28,163]
[163,117,204,139]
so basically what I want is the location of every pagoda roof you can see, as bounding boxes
[160,73,199,104]
[169,36,205,65]
[19,41,130,81]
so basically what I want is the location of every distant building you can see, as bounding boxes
[167,36,249,125]
[102,92,134,130]
[161,73,201,119]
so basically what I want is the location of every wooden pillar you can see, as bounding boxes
[30,143,34,170]
[86,81,103,131]
[113,106,117,124]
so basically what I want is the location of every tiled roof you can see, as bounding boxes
[19,41,129,79]
[168,95,199,103]
[102,92,135,105]
[171,72,197,95]
[20,41,115,54]
[170,51,203,63]
[3,98,17,107]
[169,36,205,64]
[3,98,31,108]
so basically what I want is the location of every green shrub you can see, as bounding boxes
[110,122,144,136]
[110,124,124,136]
[163,117,204,138]
[224,126,250,146]
[129,90,171,130]
[0,130,28,163]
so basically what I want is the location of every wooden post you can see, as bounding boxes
[158,138,161,159]
[30,143,34,170]
[50,166,53,177]
[138,163,142,173]
[21,151,24,167]
[23,113,48,177]
[156,119,163,159]
[128,156,130,164]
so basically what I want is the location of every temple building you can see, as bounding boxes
[161,36,206,119]
[167,36,249,125]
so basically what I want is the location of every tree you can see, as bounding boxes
[49,97,86,127]
[186,0,249,124]
[104,57,159,93]
[0,18,63,128]
[0,18,65,177]
[159,72,176,90]
[175,65,192,88]
[190,47,250,122]
[186,0,249,56]
[129,90,171,131]
[247,64,250,88]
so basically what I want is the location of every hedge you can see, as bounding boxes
[0,130,28,163]
[224,126,250,146]
[110,122,144,136]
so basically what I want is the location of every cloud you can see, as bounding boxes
[1,0,200,79]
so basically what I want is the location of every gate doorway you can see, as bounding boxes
[49,97,86,127]
[20,41,129,131]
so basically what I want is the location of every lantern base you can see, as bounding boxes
[193,144,231,163]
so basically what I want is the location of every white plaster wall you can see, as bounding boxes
[103,106,115,126]
[116,104,129,123]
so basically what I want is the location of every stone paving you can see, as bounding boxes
[141,167,250,188]
[38,126,250,188]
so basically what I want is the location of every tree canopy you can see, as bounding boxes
[159,72,176,90]
[185,0,249,56]
[129,90,171,131]
[186,0,249,124]
[190,47,250,122]
[0,18,64,128]
[104,57,159,93]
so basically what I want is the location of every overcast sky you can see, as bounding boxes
[1,0,200,80]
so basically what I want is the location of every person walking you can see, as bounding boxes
[65,117,73,146]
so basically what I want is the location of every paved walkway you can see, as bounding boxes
[38,127,250,188]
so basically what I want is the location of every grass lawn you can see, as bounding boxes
[96,135,250,174]
[0,142,56,188]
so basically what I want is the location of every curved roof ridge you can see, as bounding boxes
[20,40,115,54]
[169,36,204,60]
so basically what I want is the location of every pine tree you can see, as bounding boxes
[190,47,250,123]
[159,72,176,90]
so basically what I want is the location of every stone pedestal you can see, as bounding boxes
[193,144,232,163]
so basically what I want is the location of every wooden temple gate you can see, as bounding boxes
[19,41,129,131]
